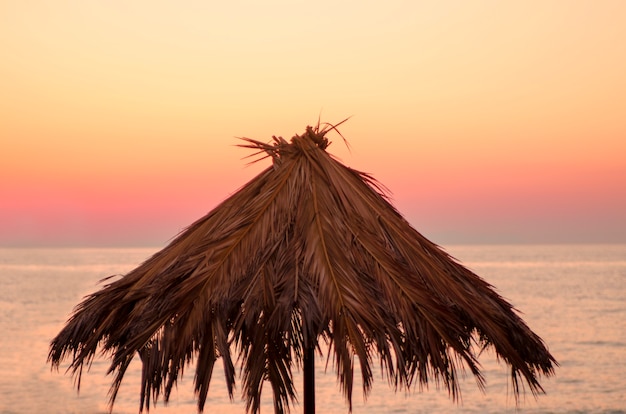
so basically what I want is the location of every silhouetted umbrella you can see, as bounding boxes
[49,123,556,414]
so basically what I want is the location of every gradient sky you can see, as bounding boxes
[2,1,625,246]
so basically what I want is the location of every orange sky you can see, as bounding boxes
[2,1,625,246]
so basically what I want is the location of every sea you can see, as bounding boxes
[0,244,624,414]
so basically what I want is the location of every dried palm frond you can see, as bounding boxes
[49,123,556,413]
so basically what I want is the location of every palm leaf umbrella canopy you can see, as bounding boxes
[49,123,556,414]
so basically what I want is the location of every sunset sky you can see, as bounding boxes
[2,1,625,246]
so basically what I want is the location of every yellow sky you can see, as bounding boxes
[2,1,625,245]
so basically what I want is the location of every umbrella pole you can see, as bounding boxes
[303,345,315,414]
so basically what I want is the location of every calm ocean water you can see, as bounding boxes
[0,245,624,414]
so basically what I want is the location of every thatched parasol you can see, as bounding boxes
[49,123,556,414]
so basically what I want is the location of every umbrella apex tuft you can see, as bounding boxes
[238,118,351,166]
